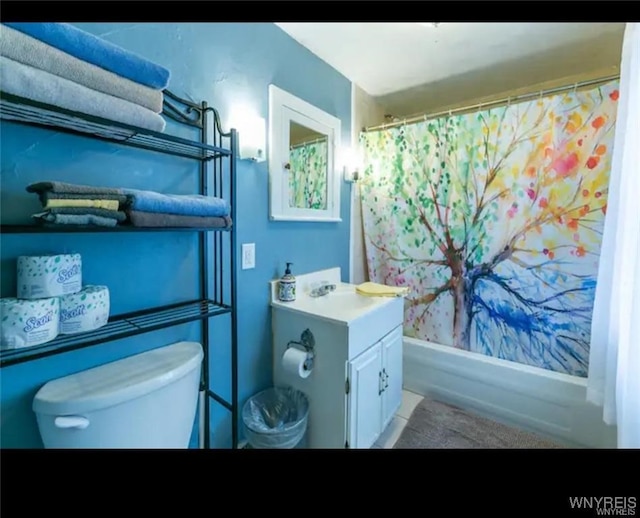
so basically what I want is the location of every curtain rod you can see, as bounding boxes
[289,135,327,149]
[362,74,620,133]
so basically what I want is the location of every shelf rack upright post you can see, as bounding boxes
[0,89,239,449]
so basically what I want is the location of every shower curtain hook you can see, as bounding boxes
[507,96,511,107]
[573,82,578,94]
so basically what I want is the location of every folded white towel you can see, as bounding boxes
[0,25,164,113]
[0,55,166,133]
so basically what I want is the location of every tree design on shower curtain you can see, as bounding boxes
[360,82,619,376]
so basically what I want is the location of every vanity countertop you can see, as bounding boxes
[269,268,404,326]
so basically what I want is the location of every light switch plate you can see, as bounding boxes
[242,243,256,270]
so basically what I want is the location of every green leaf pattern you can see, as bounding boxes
[288,139,328,210]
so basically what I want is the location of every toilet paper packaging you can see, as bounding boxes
[17,253,82,300]
[1,297,60,350]
[59,285,110,335]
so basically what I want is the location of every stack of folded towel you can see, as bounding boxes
[27,181,128,228]
[0,23,170,132]
[26,181,232,230]
[123,188,232,229]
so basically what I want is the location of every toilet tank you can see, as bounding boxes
[33,341,203,449]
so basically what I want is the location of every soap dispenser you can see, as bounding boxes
[278,262,296,302]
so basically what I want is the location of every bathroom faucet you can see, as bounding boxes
[309,283,336,297]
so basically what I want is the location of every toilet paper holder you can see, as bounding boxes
[286,328,315,372]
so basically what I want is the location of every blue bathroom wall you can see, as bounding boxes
[0,23,352,448]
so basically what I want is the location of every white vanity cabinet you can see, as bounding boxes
[270,268,404,449]
[347,325,403,449]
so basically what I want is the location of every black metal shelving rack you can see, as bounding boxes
[0,90,239,449]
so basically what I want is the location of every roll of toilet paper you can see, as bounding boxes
[0,297,60,350]
[59,285,110,335]
[281,347,312,379]
[17,253,82,299]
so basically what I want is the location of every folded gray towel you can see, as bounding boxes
[0,55,166,133]
[33,212,118,227]
[0,25,164,113]
[27,181,124,195]
[127,210,232,229]
[45,207,127,222]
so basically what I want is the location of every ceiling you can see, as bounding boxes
[276,22,625,116]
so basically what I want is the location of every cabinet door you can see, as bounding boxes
[347,341,383,449]
[382,326,403,429]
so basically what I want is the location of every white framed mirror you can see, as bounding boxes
[268,84,342,222]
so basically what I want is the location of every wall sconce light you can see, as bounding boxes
[228,102,266,162]
[341,146,361,183]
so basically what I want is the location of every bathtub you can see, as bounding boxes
[402,337,617,448]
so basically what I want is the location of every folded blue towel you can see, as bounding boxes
[123,189,230,217]
[3,23,170,90]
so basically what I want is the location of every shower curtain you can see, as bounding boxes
[288,139,328,210]
[586,23,639,447]
[359,80,620,377]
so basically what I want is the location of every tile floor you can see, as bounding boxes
[371,389,424,449]
[240,389,424,449]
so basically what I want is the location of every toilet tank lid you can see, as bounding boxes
[32,341,204,416]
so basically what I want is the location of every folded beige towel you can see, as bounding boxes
[356,282,409,297]
[43,199,120,211]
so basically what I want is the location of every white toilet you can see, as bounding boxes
[33,341,203,448]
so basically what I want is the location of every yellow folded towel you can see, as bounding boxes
[356,282,409,297]
[44,199,120,211]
